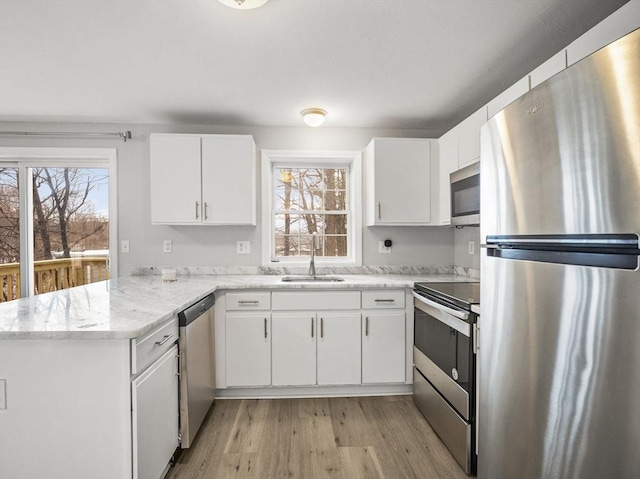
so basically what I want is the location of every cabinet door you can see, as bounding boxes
[437,128,459,225]
[150,134,202,224]
[226,313,271,387]
[362,311,405,384]
[457,107,487,168]
[202,135,256,225]
[317,312,361,385]
[272,312,317,386]
[132,345,179,479]
[366,138,431,225]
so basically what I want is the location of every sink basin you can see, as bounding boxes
[281,275,345,282]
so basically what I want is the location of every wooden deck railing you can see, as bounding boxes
[0,257,109,303]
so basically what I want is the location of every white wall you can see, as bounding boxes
[0,121,454,276]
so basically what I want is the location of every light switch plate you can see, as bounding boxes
[163,240,172,253]
[237,241,250,254]
[121,240,130,254]
[468,241,475,255]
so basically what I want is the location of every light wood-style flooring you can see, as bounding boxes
[166,395,467,479]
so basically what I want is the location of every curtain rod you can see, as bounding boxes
[0,130,132,142]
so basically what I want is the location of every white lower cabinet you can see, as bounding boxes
[272,311,361,386]
[226,312,271,387]
[362,311,405,383]
[132,345,179,479]
[317,311,361,385]
[272,312,317,386]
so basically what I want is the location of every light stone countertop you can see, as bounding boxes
[0,273,475,340]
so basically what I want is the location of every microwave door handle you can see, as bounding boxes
[412,291,470,321]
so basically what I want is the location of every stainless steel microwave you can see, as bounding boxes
[450,162,480,226]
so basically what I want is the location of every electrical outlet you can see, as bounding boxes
[121,240,130,254]
[468,240,475,255]
[378,241,392,253]
[163,240,172,253]
[237,241,250,254]
[0,379,6,410]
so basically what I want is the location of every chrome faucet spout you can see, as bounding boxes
[308,232,317,276]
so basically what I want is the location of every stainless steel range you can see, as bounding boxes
[412,281,479,475]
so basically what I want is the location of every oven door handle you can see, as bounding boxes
[412,291,471,337]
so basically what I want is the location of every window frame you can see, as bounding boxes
[0,147,118,297]
[261,150,362,267]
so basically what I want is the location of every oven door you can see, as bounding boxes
[413,291,473,420]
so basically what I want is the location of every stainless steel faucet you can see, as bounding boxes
[308,232,318,276]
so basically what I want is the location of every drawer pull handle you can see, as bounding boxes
[155,334,174,346]
[238,300,260,305]
[374,299,395,303]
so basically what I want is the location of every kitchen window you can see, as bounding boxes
[261,150,362,266]
[0,147,117,302]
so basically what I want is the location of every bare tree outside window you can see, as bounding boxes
[274,166,348,258]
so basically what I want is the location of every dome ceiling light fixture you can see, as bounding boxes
[218,0,269,10]
[301,108,328,127]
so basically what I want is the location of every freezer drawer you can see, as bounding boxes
[413,367,474,474]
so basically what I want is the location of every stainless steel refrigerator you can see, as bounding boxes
[479,28,640,479]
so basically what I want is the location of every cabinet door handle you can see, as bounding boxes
[320,317,324,338]
[264,318,268,339]
[155,334,174,346]
[377,201,381,220]
[365,317,369,336]
[311,317,314,338]
[204,202,209,220]
[195,201,199,219]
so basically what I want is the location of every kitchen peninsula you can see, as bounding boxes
[0,270,474,479]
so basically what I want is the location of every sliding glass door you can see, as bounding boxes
[0,148,117,302]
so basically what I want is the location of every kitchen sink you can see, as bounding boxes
[281,275,345,282]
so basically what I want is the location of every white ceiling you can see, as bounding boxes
[0,0,628,133]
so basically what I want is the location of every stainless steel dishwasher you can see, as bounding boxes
[177,293,216,448]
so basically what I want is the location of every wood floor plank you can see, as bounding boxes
[338,446,385,479]
[166,395,470,479]
[224,399,270,454]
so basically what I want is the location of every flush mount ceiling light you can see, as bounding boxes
[218,0,269,9]
[301,108,327,127]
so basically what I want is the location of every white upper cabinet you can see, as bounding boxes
[150,133,256,225]
[457,106,488,168]
[365,137,433,226]
[150,134,202,224]
[436,128,458,225]
[566,2,640,66]
[529,50,567,89]
[201,136,256,225]
[487,76,530,119]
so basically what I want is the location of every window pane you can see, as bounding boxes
[32,167,109,296]
[275,234,299,256]
[323,214,347,235]
[324,236,347,257]
[275,213,300,235]
[0,168,20,302]
[274,168,301,211]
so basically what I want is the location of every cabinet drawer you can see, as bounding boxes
[272,291,360,310]
[362,290,405,309]
[226,291,271,310]
[131,319,179,375]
